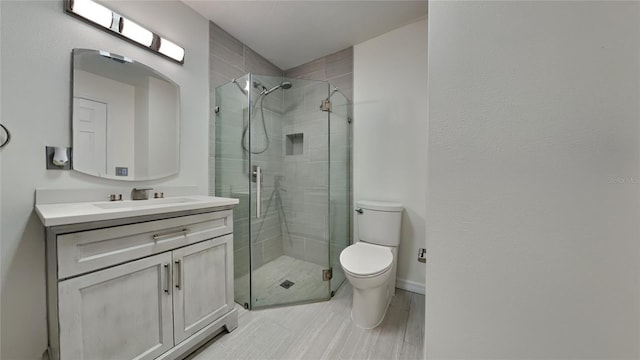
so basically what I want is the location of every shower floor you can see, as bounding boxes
[235,255,330,308]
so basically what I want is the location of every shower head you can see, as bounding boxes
[263,81,293,96]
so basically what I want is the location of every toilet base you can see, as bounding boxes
[350,283,393,329]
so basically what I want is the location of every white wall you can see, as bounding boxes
[354,19,428,293]
[427,1,640,358]
[0,1,209,359]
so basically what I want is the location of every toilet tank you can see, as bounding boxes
[357,200,403,246]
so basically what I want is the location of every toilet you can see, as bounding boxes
[339,200,403,329]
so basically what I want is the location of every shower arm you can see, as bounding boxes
[231,78,248,95]
[320,87,344,111]
[327,87,343,101]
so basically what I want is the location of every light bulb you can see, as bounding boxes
[120,18,153,47]
[71,0,113,28]
[158,38,185,62]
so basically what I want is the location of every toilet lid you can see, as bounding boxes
[340,242,393,277]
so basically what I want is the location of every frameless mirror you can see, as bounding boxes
[72,48,180,180]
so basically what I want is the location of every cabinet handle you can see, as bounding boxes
[153,228,188,241]
[174,259,182,290]
[163,263,170,294]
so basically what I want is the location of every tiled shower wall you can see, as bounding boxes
[282,48,353,269]
[284,47,354,101]
[209,21,284,279]
[210,17,353,282]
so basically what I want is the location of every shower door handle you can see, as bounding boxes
[253,165,262,218]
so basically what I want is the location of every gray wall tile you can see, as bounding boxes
[285,58,326,79]
[211,20,352,286]
[210,22,244,68]
[326,47,353,79]
[304,238,329,267]
[245,47,282,76]
[327,73,353,102]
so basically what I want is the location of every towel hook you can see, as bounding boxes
[0,123,10,150]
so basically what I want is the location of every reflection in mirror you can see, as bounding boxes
[72,48,180,181]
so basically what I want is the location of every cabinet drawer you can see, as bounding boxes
[57,210,232,279]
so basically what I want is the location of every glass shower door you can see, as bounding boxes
[328,90,352,295]
[249,75,332,308]
[214,74,251,308]
[215,74,348,309]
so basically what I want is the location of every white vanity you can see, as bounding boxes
[35,189,239,360]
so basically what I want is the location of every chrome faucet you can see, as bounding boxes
[131,187,153,200]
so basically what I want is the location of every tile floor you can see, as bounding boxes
[235,255,329,307]
[188,283,425,360]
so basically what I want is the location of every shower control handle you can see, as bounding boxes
[253,166,262,218]
[355,208,363,214]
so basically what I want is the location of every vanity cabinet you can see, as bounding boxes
[44,208,238,360]
[172,238,232,344]
[58,252,175,360]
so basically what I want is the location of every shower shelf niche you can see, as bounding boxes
[286,133,304,155]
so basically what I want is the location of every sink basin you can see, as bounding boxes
[35,192,240,227]
[94,197,196,209]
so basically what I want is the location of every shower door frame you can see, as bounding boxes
[247,73,333,310]
[214,73,351,310]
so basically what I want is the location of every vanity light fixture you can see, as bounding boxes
[65,0,185,64]
[68,0,112,28]
[158,38,185,63]
[119,18,154,47]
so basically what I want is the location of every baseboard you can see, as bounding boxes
[396,278,425,295]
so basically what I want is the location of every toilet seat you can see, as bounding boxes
[340,242,393,278]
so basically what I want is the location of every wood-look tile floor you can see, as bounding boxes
[188,283,425,360]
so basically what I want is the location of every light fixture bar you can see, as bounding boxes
[68,0,113,29]
[65,0,185,64]
[158,38,185,63]
[119,18,154,47]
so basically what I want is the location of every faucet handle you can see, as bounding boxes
[131,187,153,200]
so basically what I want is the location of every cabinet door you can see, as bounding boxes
[172,234,233,344]
[58,252,174,360]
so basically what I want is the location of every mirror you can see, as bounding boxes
[72,48,180,180]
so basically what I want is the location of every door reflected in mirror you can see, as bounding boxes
[72,49,180,181]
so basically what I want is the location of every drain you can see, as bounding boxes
[280,280,295,289]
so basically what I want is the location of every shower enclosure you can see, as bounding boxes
[214,73,352,309]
